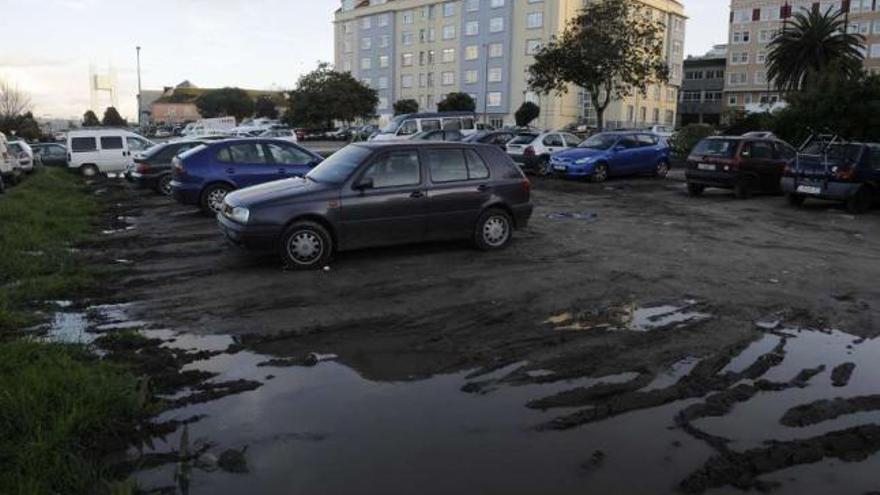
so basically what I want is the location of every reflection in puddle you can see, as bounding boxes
[641,357,701,392]
[546,301,712,332]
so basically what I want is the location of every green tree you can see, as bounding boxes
[284,62,377,128]
[528,0,668,130]
[437,92,475,112]
[195,87,255,122]
[393,99,419,116]
[767,7,864,93]
[514,101,540,127]
[254,95,279,119]
[82,110,100,127]
[101,107,127,127]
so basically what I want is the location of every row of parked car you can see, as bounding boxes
[0,131,40,193]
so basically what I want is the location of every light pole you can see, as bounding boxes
[136,46,143,128]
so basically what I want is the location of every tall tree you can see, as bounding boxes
[437,93,475,112]
[393,99,419,116]
[527,0,668,130]
[514,101,541,127]
[767,7,864,93]
[83,110,100,127]
[0,80,31,121]
[254,95,280,119]
[101,107,127,127]
[284,62,377,128]
[196,87,255,122]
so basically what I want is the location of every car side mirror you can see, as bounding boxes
[355,178,374,190]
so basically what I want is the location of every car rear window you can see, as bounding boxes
[71,137,97,152]
[692,139,739,158]
[509,134,538,145]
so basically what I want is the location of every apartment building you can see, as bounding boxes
[334,0,686,130]
[678,45,727,126]
[725,0,880,111]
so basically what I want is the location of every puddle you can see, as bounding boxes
[545,211,598,221]
[546,301,712,332]
[44,311,92,343]
[641,357,701,392]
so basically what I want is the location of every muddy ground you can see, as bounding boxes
[79,173,880,494]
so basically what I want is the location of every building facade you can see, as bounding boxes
[678,45,727,126]
[334,0,686,130]
[725,0,880,112]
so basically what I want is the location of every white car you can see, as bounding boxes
[506,131,583,175]
[8,141,35,173]
[67,129,154,176]
[257,128,298,143]
[0,131,19,190]
[648,125,674,138]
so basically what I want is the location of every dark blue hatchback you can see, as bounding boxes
[170,138,323,213]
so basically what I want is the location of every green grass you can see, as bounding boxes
[0,340,145,495]
[0,167,99,332]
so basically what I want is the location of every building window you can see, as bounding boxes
[361,57,372,70]
[732,31,751,43]
[489,43,503,58]
[402,53,414,66]
[466,21,479,36]
[442,48,455,63]
[378,76,388,89]
[491,0,505,6]
[378,97,388,110]
[361,37,372,50]
[443,2,455,17]
[489,17,504,33]
[378,13,389,27]
[465,70,479,84]
[441,71,455,86]
[403,10,414,24]
[401,75,414,88]
[465,45,479,60]
[379,55,389,68]
[443,25,456,40]
[728,94,738,105]
[487,92,502,107]
[466,0,479,11]
[526,39,541,55]
[488,67,502,82]
[526,12,543,29]
[361,16,371,29]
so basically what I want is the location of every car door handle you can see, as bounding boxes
[410,191,425,199]
[477,184,492,192]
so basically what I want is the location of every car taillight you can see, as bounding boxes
[522,179,531,196]
[524,146,535,157]
[136,162,150,173]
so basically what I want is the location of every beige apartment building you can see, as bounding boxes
[334,0,686,130]
[726,0,880,111]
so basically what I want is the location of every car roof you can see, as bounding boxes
[354,141,489,150]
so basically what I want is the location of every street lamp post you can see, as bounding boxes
[136,46,142,128]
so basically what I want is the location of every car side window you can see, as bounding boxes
[426,149,469,182]
[618,136,639,149]
[442,118,462,131]
[776,143,796,161]
[744,141,774,159]
[100,136,123,150]
[465,149,490,180]
[362,151,421,188]
[221,143,268,164]
[869,146,880,171]
[563,134,582,147]
[421,119,441,131]
[543,134,564,147]
[398,120,419,136]
[127,137,150,151]
[71,137,97,152]
[447,130,463,141]
[636,134,657,147]
[266,143,313,165]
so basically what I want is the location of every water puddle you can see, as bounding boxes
[641,357,701,392]
[546,300,712,332]
[545,211,598,221]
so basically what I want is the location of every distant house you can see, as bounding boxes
[147,81,287,125]
[677,45,727,127]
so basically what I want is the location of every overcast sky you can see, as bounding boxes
[0,0,728,120]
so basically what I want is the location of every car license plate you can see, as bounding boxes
[697,163,715,171]
[797,185,821,195]
[553,165,567,171]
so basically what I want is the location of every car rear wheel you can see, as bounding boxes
[687,182,705,196]
[537,157,551,176]
[474,208,513,251]
[156,174,173,196]
[655,160,670,178]
[787,193,805,207]
[200,183,233,214]
[846,186,873,214]
[280,221,333,270]
[591,163,609,183]
[80,164,98,178]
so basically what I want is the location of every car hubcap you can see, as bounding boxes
[658,163,668,176]
[483,217,509,247]
[208,189,228,212]
[287,231,323,264]
[595,166,607,181]
[160,177,173,196]
[83,167,95,177]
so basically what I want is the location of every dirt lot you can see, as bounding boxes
[86,173,880,494]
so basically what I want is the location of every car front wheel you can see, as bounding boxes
[475,208,513,251]
[655,160,670,178]
[280,221,333,269]
[591,163,609,183]
[157,174,174,196]
[200,183,233,214]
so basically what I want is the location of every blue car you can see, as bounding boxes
[170,138,323,213]
[549,131,670,182]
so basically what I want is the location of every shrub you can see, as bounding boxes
[668,124,715,157]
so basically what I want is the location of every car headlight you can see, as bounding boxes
[230,206,249,224]
[575,157,593,165]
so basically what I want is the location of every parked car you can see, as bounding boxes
[353,125,379,142]
[127,140,206,196]
[258,128,298,143]
[782,137,880,213]
[67,129,154,176]
[371,112,478,141]
[506,131,582,175]
[549,131,670,181]
[463,130,517,150]
[7,141,35,173]
[648,125,674,138]
[686,136,796,198]
[411,130,464,142]
[31,143,69,167]
[170,138,324,214]
[0,131,19,189]
[217,142,533,269]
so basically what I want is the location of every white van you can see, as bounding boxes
[67,129,154,176]
[371,112,478,141]
[182,117,236,137]
[0,131,18,186]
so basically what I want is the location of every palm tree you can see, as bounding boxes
[767,7,865,92]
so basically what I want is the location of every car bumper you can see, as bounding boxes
[549,162,594,178]
[781,177,862,200]
[129,171,163,189]
[512,203,534,229]
[170,180,202,206]
[217,214,279,252]
[685,169,738,188]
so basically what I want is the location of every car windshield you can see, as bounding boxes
[692,139,739,158]
[306,145,371,184]
[509,134,538,145]
[800,143,863,163]
[579,134,619,150]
